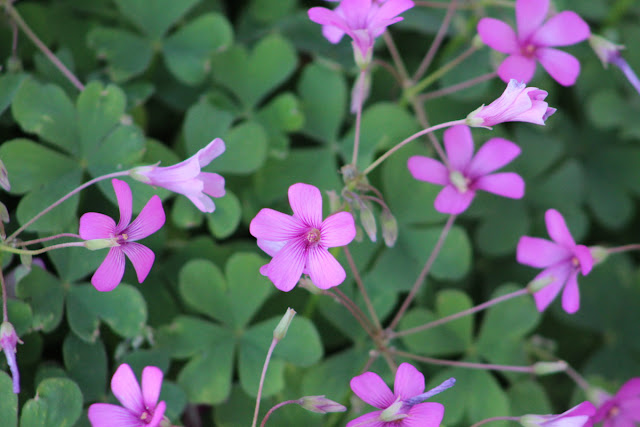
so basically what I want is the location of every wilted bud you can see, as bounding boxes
[380,209,398,247]
[273,308,296,341]
[84,238,119,250]
[0,322,22,393]
[0,159,9,191]
[589,34,624,69]
[300,395,347,414]
[358,199,377,243]
[532,361,567,375]
[0,201,9,223]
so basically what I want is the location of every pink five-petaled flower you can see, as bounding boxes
[517,209,594,314]
[80,179,165,292]
[88,364,167,427]
[348,363,450,427]
[249,183,356,292]
[467,79,556,128]
[308,0,414,66]
[592,378,640,427]
[407,125,524,215]
[519,401,596,427]
[130,138,226,213]
[477,0,590,86]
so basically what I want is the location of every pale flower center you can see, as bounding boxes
[306,228,322,246]
[449,171,469,193]
[608,406,620,418]
[522,44,537,58]
[140,409,152,423]
[116,232,129,245]
[571,256,580,268]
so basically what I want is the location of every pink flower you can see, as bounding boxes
[517,209,594,314]
[88,364,167,427]
[308,0,414,64]
[467,79,556,128]
[348,363,451,427]
[80,179,165,292]
[477,0,590,86]
[520,402,596,427]
[0,322,21,393]
[407,125,524,214]
[592,378,640,427]
[131,138,226,213]
[249,183,356,291]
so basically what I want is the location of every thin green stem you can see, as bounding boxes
[351,70,367,166]
[1,242,85,256]
[260,400,300,427]
[418,71,498,101]
[251,338,279,427]
[390,349,535,373]
[1,270,7,322]
[470,416,521,427]
[16,233,81,247]
[413,0,458,81]
[343,246,382,331]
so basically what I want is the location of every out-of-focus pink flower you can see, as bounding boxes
[80,179,165,292]
[0,322,22,393]
[408,125,524,214]
[590,35,640,96]
[249,183,356,292]
[88,364,167,427]
[467,79,556,128]
[520,401,596,427]
[348,363,452,426]
[308,0,414,65]
[592,378,640,427]
[477,0,590,86]
[131,138,226,213]
[517,209,594,314]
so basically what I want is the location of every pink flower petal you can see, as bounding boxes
[531,11,590,47]
[257,239,286,258]
[341,0,372,26]
[473,172,525,199]
[111,364,144,414]
[186,192,215,213]
[125,195,165,241]
[120,242,155,284]
[79,212,116,240]
[322,24,345,44]
[200,172,225,198]
[147,400,166,427]
[434,185,475,214]
[350,371,395,409]
[145,156,201,184]
[265,239,307,291]
[197,138,225,166]
[394,363,424,400]
[407,156,449,185]
[346,410,386,427]
[517,236,572,268]
[617,378,640,400]
[497,55,537,83]
[141,366,163,411]
[307,246,347,289]
[92,247,126,292]
[88,403,141,427]
[466,138,521,178]
[404,402,445,427]
[574,245,594,276]
[375,0,414,22]
[250,209,306,241]
[532,263,572,312]
[443,125,474,171]
[308,7,349,32]
[477,18,519,54]
[536,47,581,86]
[112,179,133,230]
[289,183,323,227]
[545,209,576,248]
[516,0,549,41]
[561,270,580,314]
[320,211,356,247]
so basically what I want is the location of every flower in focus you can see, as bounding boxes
[88,364,167,427]
[519,401,596,427]
[466,79,556,128]
[249,183,356,291]
[590,35,640,96]
[477,0,590,86]
[348,363,451,426]
[517,209,594,314]
[80,179,165,292]
[130,138,226,213]
[592,378,640,427]
[407,125,524,214]
[0,322,22,393]
[308,0,414,66]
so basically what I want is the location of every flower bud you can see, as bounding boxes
[300,395,347,414]
[527,276,554,293]
[532,361,567,375]
[381,209,398,248]
[589,35,624,69]
[358,199,377,243]
[84,238,119,250]
[0,322,22,393]
[589,246,609,266]
[0,158,10,191]
[273,308,296,341]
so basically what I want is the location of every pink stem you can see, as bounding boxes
[260,400,301,427]
[413,0,458,81]
[16,233,82,247]
[390,349,535,373]
[469,416,521,427]
[251,338,279,427]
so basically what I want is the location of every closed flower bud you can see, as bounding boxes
[300,395,347,414]
[273,308,296,341]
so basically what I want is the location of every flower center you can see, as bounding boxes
[306,228,322,246]
[522,44,537,58]
[140,409,152,423]
[449,171,469,193]
[571,256,580,268]
[116,233,129,245]
[608,406,620,418]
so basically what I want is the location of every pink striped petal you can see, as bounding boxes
[126,195,165,241]
[266,239,307,291]
[197,138,225,166]
[121,242,155,284]
[112,179,133,230]
[498,55,537,84]
[350,371,395,409]
[79,212,116,240]
[147,401,166,427]
[434,186,475,214]
[516,0,549,41]
[394,363,424,400]
[532,263,572,312]
[561,270,580,314]
[144,156,200,184]
[257,239,286,258]
[289,183,323,227]
[111,364,144,414]
[141,366,163,410]
[307,246,347,289]
[473,172,524,199]
[200,172,225,197]
[92,247,126,292]
[250,209,305,241]
[545,209,576,248]
[321,211,356,247]
[477,18,519,54]
[443,125,474,171]
[531,11,590,47]
[404,402,445,427]
[88,403,141,427]
[467,138,521,178]
[407,156,449,185]
[536,47,581,86]
[517,236,572,268]
[574,245,594,275]
[346,410,386,427]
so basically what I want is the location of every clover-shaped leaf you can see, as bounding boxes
[19,378,83,427]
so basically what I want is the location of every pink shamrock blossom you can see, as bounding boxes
[407,125,524,214]
[131,138,226,213]
[348,362,452,427]
[467,79,556,128]
[308,0,414,65]
[0,322,21,393]
[88,364,167,427]
[249,183,356,292]
[520,401,596,427]
[477,0,590,86]
[517,209,594,314]
[592,378,640,427]
[80,179,165,292]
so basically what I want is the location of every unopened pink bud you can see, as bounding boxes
[300,395,347,414]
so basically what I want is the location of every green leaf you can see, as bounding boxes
[256,92,304,135]
[206,190,241,239]
[215,121,268,174]
[179,259,234,325]
[238,342,284,398]
[87,27,154,82]
[19,378,83,427]
[85,122,146,177]
[62,333,107,402]
[76,82,127,154]
[171,196,204,229]
[156,316,231,358]
[0,73,26,117]
[587,89,627,129]
[0,372,18,427]
[163,13,233,85]
[475,201,530,256]
[114,0,201,40]
[248,0,296,22]
[16,267,64,333]
[508,380,551,415]
[467,369,510,426]
[183,99,234,157]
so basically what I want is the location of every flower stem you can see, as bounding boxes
[351,69,367,166]
[565,365,591,391]
[390,288,529,339]
[383,31,410,83]
[387,215,456,331]
[389,349,535,373]
[413,0,458,81]
[606,243,640,254]
[0,242,85,256]
[418,71,498,101]
[612,56,640,95]
[343,246,382,331]
[16,233,81,247]
[469,416,521,427]
[328,288,376,339]
[260,400,301,427]
[411,99,449,167]
[1,270,7,322]
[251,338,279,427]
[362,119,465,176]
[2,1,85,91]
